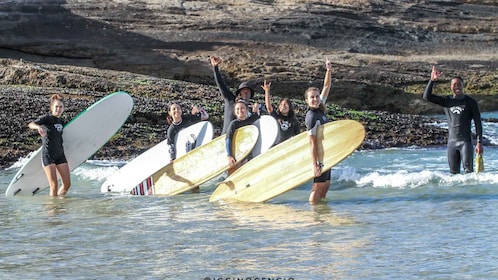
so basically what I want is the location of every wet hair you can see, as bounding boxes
[304,87,325,112]
[50,94,64,107]
[277,98,296,119]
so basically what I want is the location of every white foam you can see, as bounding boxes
[6,151,35,170]
[340,169,498,189]
[72,160,123,181]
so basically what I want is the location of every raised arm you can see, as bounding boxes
[191,105,209,121]
[423,66,446,106]
[262,80,273,113]
[320,58,332,103]
[210,56,236,101]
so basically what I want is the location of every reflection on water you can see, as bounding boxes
[216,201,357,230]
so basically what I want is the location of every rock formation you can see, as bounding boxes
[0,0,496,167]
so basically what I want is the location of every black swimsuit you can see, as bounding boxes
[34,114,67,166]
[305,107,331,182]
[166,114,202,160]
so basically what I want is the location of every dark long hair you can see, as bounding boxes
[167,102,180,124]
[277,98,296,119]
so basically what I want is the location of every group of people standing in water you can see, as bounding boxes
[31,57,484,202]
[209,56,334,203]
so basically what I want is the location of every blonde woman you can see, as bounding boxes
[29,94,71,196]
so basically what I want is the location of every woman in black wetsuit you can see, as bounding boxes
[225,99,261,175]
[166,103,209,161]
[29,94,71,196]
[304,58,332,204]
[262,80,301,145]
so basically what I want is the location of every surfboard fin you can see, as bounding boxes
[32,187,40,195]
[12,173,24,184]
[186,134,197,152]
[476,153,484,173]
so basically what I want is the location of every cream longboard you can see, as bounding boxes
[210,120,365,203]
[148,125,259,196]
[101,121,213,194]
[6,91,133,196]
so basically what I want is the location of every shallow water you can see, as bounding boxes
[1,113,497,279]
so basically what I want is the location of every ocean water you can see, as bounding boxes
[1,112,497,279]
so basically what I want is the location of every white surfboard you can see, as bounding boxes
[251,115,279,158]
[5,91,134,196]
[101,121,214,194]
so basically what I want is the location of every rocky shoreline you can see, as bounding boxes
[0,58,457,170]
[1,1,497,169]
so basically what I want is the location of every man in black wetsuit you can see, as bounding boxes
[423,66,483,174]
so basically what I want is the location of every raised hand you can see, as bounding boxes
[261,80,271,92]
[210,56,222,67]
[325,57,332,70]
[431,65,442,81]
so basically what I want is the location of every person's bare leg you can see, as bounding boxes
[309,181,330,203]
[56,163,71,196]
[43,164,58,196]
[320,180,330,199]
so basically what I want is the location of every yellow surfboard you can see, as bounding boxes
[210,120,365,203]
[150,125,259,196]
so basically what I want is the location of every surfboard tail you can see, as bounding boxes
[131,177,155,196]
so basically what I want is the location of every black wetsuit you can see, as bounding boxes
[225,114,260,157]
[270,111,300,145]
[423,80,483,174]
[166,114,202,160]
[213,66,238,134]
[212,66,257,134]
[34,114,67,166]
[305,106,330,182]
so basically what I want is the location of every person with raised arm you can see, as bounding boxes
[210,56,255,134]
[262,80,301,145]
[304,58,332,204]
[423,65,483,174]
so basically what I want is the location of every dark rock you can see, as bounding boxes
[0,0,497,168]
